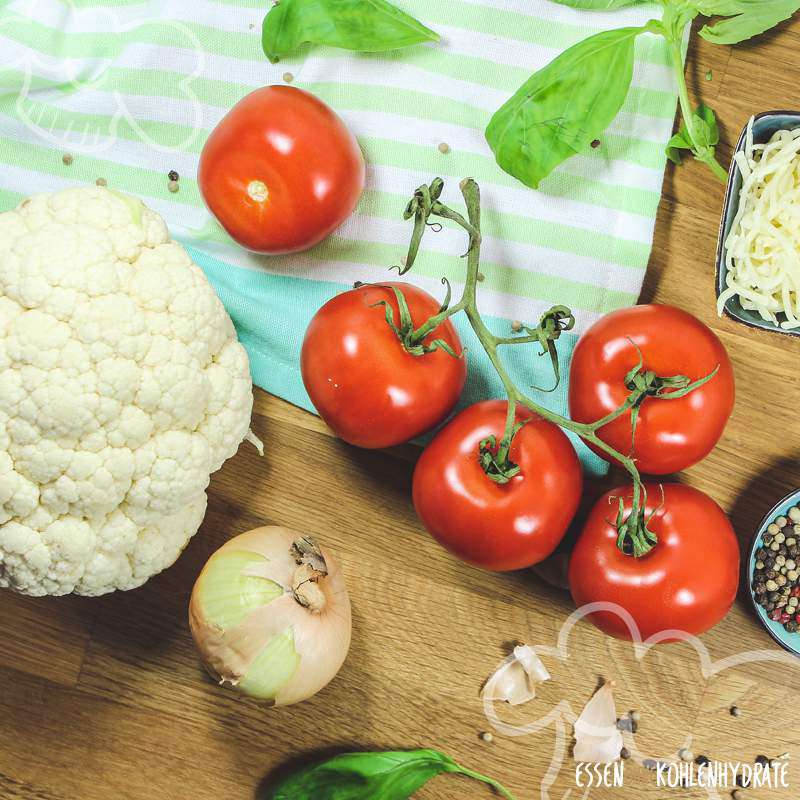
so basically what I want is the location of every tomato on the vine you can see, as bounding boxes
[198,85,365,254]
[301,282,466,449]
[569,483,740,640]
[568,304,734,475]
[413,400,582,571]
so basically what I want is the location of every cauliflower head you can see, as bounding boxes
[0,186,254,596]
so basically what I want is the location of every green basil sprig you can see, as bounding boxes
[486,0,800,187]
[263,748,517,799]
[262,0,439,64]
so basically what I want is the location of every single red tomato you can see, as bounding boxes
[569,483,740,640]
[301,282,466,448]
[198,85,365,254]
[568,304,734,475]
[413,400,583,571]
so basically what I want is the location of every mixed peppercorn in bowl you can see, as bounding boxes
[750,489,800,652]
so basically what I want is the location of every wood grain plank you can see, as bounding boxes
[0,594,94,687]
[2,15,800,800]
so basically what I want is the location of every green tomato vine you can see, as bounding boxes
[390,177,714,558]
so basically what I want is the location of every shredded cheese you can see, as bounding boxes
[719,118,800,329]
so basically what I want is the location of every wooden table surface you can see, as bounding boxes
[3,19,800,800]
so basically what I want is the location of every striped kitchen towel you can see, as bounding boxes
[0,0,679,475]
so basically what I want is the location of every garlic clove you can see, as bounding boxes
[481,644,551,706]
[573,681,623,763]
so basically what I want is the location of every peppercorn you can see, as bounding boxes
[62,153,73,166]
[755,755,770,766]
[766,579,779,591]
[479,731,493,743]
[695,755,710,766]
[679,748,693,762]
[732,790,746,800]
[168,180,179,193]
[754,583,766,595]
[776,516,788,527]
[765,556,776,569]
[756,548,768,559]
[620,747,630,759]
[730,705,741,717]
[790,507,800,522]
[168,170,179,182]
[787,621,799,632]
[643,759,658,770]
[438,143,451,154]
[95,177,107,187]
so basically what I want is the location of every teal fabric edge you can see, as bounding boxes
[185,243,609,478]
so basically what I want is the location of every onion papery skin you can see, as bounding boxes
[189,526,352,706]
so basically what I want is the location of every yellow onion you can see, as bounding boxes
[189,526,351,706]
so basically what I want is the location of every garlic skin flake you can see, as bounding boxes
[573,681,623,763]
[481,645,551,706]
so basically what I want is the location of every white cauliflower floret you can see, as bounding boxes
[0,186,254,596]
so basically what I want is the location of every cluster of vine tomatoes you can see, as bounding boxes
[198,84,740,642]
[302,284,740,641]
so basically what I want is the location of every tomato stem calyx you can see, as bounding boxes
[478,413,529,485]
[622,341,720,456]
[612,485,662,558]
[359,282,462,358]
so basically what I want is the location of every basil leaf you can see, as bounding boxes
[666,126,692,165]
[693,103,720,147]
[262,0,439,63]
[698,0,800,44]
[265,749,458,799]
[486,27,643,189]
[548,0,646,8]
[264,748,518,799]
[665,103,719,165]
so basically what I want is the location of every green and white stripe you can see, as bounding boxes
[0,0,677,473]
[0,0,676,333]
